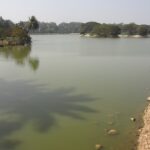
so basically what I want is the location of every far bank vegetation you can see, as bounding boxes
[80,22,150,38]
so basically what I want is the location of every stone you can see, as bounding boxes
[107,129,118,135]
[137,104,150,150]
[95,144,103,150]
[147,97,150,101]
[130,117,136,122]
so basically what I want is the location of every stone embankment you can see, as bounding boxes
[138,103,150,150]
[0,37,30,46]
[0,39,22,46]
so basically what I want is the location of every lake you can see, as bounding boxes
[0,34,150,150]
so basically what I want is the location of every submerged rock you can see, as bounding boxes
[95,144,103,150]
[147,97,150,101]
[107,129,118,135]
[130,117,136,122]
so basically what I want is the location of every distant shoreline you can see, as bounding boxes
[30,33,150,38]
[80,34,150,38]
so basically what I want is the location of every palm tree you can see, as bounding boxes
[28,16,39,32]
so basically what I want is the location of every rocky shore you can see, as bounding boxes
[0,37,30,46]
[138,103,150,150]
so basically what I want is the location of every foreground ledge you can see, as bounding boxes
[138,104,150,150]
[0,37,31,47]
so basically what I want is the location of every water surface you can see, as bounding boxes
[0,35,150,150]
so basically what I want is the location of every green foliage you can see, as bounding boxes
[11,26,31,44]
[121,23,138,35]
[0,17,14,38]
[17,21,29,31]
[92,24,110,37]
[109,25,121,37]
[17,16,39,33]
[148,26,150,34]
[138,25,149,36]
[80,22,150,37]
[33,22,81,34]
[0,28,12,38]
[15,20,150,37]
[0,17,36,45]
[0,16,150,39]
[91,24,121,37]
[28,16,39,31]
[80,22,99,34]
[12,26,27,37]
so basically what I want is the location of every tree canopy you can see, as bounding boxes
[0,16,39,45]
[28,16,39,31]
[35,22,82,34]
[80,22,150,37]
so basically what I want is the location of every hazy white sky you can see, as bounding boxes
[0,0,150,24]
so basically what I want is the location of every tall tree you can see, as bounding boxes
[138,25,149,36]
[28,16,39,32]
[110,25,121,37]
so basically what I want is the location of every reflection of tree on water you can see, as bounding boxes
[0,79,97,150]
[0,46,39,71]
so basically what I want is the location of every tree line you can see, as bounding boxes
[31,22,82,34]
[12,21,82,34]
[26,21,150,37]
[80,22,150,37]
[1,17,150,40]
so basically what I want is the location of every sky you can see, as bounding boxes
[0,0,150,24]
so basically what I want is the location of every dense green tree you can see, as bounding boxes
[91,24,121,37]
[28,16,39,32]
[109,25,121,37]
[11,26,31,44]
[80,22,99,34]
[0,27,12,38]
[121,23,138,35]
[17,21,29,31]
[138,25,149,36]
[11,26,27,37]
[0,17,14,38]
[148,26,150,34]
[91,24,110,37]
[80,22,150,37]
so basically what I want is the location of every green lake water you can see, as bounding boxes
[0,34,150,150]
